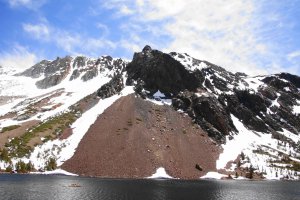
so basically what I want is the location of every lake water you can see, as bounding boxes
[0,174,299,200]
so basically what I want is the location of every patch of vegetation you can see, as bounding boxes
[45,157,57,171]
[291,162,300,171]
[248,165,254,179]
[1,125,21,133]
[252,149,271,156]
[5,165,13,173]
[4,111,78,158]
[15,160,35,173]
[0,148,11,163]
[240,152,245,160]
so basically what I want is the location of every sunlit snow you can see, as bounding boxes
[147,167,173,179]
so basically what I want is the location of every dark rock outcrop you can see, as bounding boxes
[97,73,124,99]
[278,73,300,88]
[18,60,51,78]
[81,68,98,82]
[33,56,72,89]
[126,45,203,95]
[172,92,236,143]
[36,75,66,89]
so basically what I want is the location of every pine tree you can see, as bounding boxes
[45,157,57,171]
[240,152,245,160]
[249,165,254,179]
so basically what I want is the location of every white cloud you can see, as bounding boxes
[119,5,134,15]
[287,50,300,60]
[23,23,117,57]
[139,0,268,75]
[102,0,298,76]
[7,0,47,9]
[0,45,37,69]
[96,23,110,37]
[23,23,50,40]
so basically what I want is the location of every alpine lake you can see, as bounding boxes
[0,174,299,200]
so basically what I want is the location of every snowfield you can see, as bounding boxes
[217,114,300,180]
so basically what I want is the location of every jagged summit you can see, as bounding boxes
[142,45,152,54]
[126,46,202,95]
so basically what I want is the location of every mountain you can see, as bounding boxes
[0,46,299,180]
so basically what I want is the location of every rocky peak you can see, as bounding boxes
[18,60,51,78]
[126,47,203,95]
[142,45,152,55]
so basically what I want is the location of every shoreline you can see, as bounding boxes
[1,170,298,181]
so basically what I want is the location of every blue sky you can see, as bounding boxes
[0,0,299,75]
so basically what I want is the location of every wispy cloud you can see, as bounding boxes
[0,44,38,69]
[101,0,299,76]
[7,0,47,9]
[23,22,116,57]
[287,50,300,61]
[22,23,50,40]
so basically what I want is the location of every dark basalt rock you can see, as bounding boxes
[31,56,72,89]
[259,87,278,100]
[262,76,297,92]
[44,56,72,76]
[277,107,300,133]
[36,74,66,89]
[193,96,235,136]
[126,45,203,95]
[172,91,236,143]
[73,56,87,68]
[278,73,300,88]
[69,69,80,81]
[235,90,269,115]
[97,73,124,99]
[17,60,50,78]
[221,93,269,133]
[196,118,226,144]
[81,68,98,82]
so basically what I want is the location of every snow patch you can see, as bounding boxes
[293,101,300,115]
[242,76,265,92]
[200,172,227,180]
[147,167,173,179]
[146,90,172,106]
[153,90,166,98]
[217,115,260,170]
[170,53,208,72]
[31,169,78,176]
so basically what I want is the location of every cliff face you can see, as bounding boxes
[0,46,299,180]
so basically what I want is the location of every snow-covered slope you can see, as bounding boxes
[0,45,299,180]
[0,55,128,171]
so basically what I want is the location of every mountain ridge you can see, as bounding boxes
[0,45,299,180]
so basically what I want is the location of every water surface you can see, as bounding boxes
[0,174,299,200]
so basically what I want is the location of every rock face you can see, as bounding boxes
[18,55,127,89]
[97,73,124,99]
[123,46,300,144]
[126,46,203,95]
[18,60,51,78]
